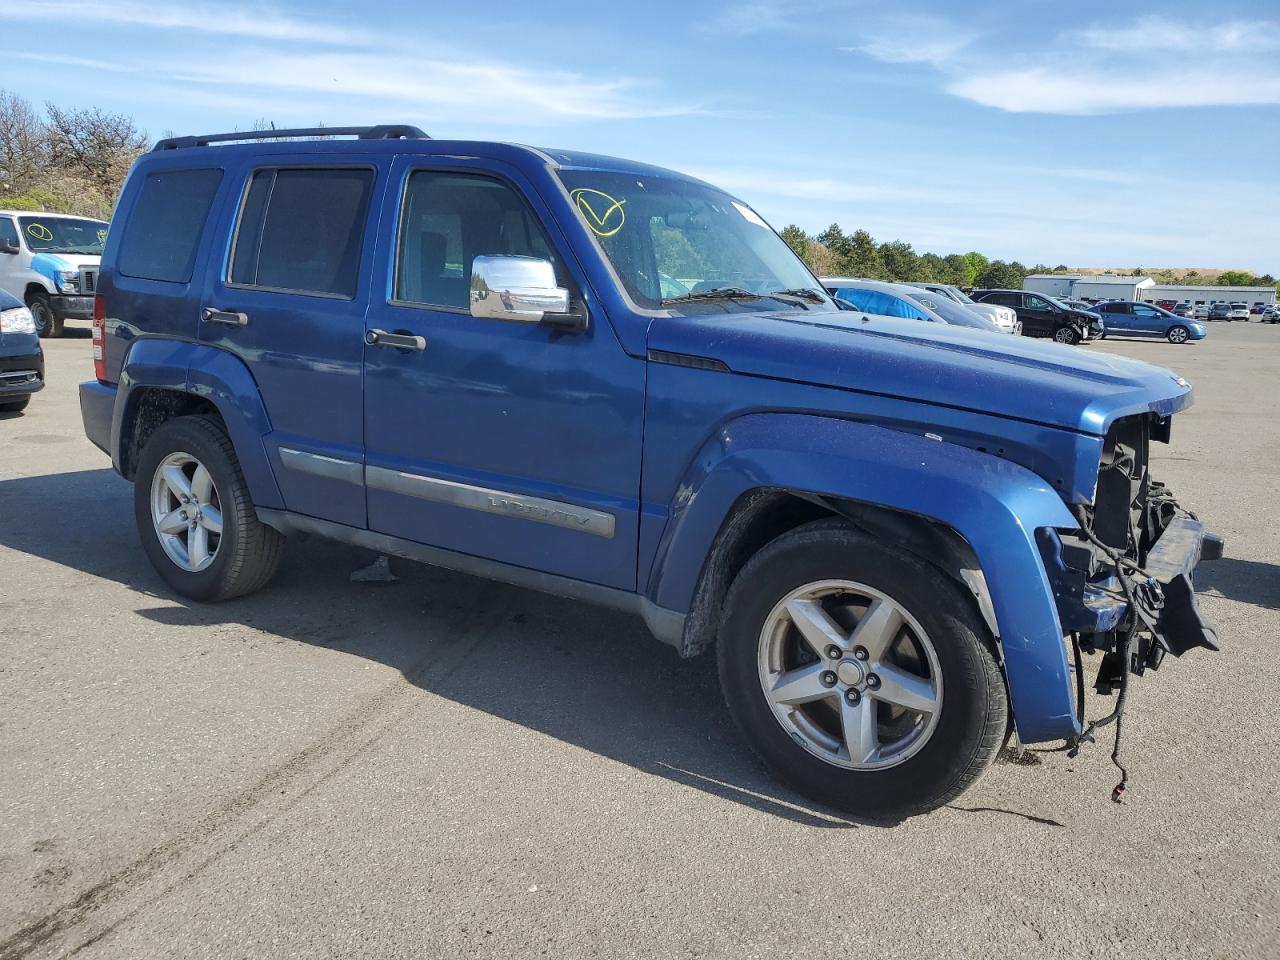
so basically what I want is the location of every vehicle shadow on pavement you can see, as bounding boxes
[0,468,863,829]
[1194,557,1280,611]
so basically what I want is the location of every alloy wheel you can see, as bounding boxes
[149,451,223,572]
[757,580,943,771]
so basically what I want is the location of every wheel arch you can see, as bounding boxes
[112,338,284,509]
[646,412,1081,744]
[677,489,999,661]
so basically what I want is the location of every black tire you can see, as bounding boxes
[0,396,31,413]
[133,415,284,601]
[1052,325,1081,345]
[717,519,1008,821]
[27,291,62,338]
[1167,325,1190,344]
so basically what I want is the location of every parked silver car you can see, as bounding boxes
[904,281,1019,334]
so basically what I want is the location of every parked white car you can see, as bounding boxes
[904,281,1020,334]
[0,210,108,337]
[1229,302,1250,321]
[1193,304,1210,320]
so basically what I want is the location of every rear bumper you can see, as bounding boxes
[79,379,116,457]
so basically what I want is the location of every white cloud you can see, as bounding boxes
[848,11,1280,115]
[160,50,696,124]
[0,0,374,45]
[846,15,976,68]
[1073,16,1280,54]
[948,65,1280,114]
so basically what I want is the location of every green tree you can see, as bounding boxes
[942,254,973,286]
[878,240,918,281]
[963,252,988,282]
[780,224,808,261]
[846,229,884,278]
[1217,270,1258,286]
[975,260,1027,289]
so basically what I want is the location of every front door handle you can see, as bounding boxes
[365,328,426,351]
[202,307,249,327]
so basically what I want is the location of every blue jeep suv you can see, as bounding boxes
[80,126,1220,818]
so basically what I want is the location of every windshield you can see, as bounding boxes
[909,293,999,330]
[18,217,107,255]
[556,170,830,313]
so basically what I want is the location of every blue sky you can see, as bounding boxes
[3,0,1277,271]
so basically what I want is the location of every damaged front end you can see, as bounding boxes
[1038,413,1223,797]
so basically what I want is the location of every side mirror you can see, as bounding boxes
[0,239,18,255]
[469,255,582,328]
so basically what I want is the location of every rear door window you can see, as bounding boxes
[230,167,375,298]
[117,167,224,283]
[0,216,17,248]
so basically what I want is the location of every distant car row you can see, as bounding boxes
[816,278,1212,346]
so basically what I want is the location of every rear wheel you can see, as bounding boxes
[27,291,62,338]
[1053,325,1081,345]
[1167,325,1190,344]
[133,415,284,601]
[717,519,1008,820]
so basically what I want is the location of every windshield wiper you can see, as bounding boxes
[662,286,761,304]
[772,287,826,303]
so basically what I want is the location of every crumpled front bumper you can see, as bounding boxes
[1040,510,1222,686]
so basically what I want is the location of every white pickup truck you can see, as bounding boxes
[0,210,108,337]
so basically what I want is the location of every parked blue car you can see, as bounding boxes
[1091,301,1207,344]
[79,126,1220,819]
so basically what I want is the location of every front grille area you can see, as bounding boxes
[1090,415,1150,558]
[80,268,97,294]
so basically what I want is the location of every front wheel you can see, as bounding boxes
[0,396,31,413]
[27,291,62,338]
[717,519,1008,820]
[1053,326,1081,344]
[133,415,284,601]
[1167,325,1190,344]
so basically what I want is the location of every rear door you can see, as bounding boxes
[1100,301,1133,333]
[200,156,388,528]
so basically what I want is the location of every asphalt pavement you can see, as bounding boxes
[1,321,1276,959]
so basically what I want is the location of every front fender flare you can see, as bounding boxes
[648,413,1081,744]
[112,338,283,509]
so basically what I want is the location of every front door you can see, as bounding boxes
[201,158,387,528]
[1022,294,1060,337]
[361,160,644,590]
[1129,303,1165,335]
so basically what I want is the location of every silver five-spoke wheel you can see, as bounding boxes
[150,451,223,572]
[758,579,942,771]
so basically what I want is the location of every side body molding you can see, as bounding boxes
[112,338,284,509]
[646,413,1082,744]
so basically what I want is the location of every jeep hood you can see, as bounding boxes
[646,310,1191,436]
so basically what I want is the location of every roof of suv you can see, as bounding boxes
[146,126,709,186]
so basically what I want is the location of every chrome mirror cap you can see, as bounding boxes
[470,255,571,323]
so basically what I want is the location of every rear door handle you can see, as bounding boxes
[365,329,426,351]
[202,307,249,327]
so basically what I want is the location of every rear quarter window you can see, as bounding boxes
[117,168,224,283]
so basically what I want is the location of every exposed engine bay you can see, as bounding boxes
[1039,412,1222,799]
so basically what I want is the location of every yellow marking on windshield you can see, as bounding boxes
[570,188,626,238]
[27,223,54,242]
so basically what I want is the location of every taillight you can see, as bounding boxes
[92,295,108,383]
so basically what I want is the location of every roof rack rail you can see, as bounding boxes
[152,125,430,151]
